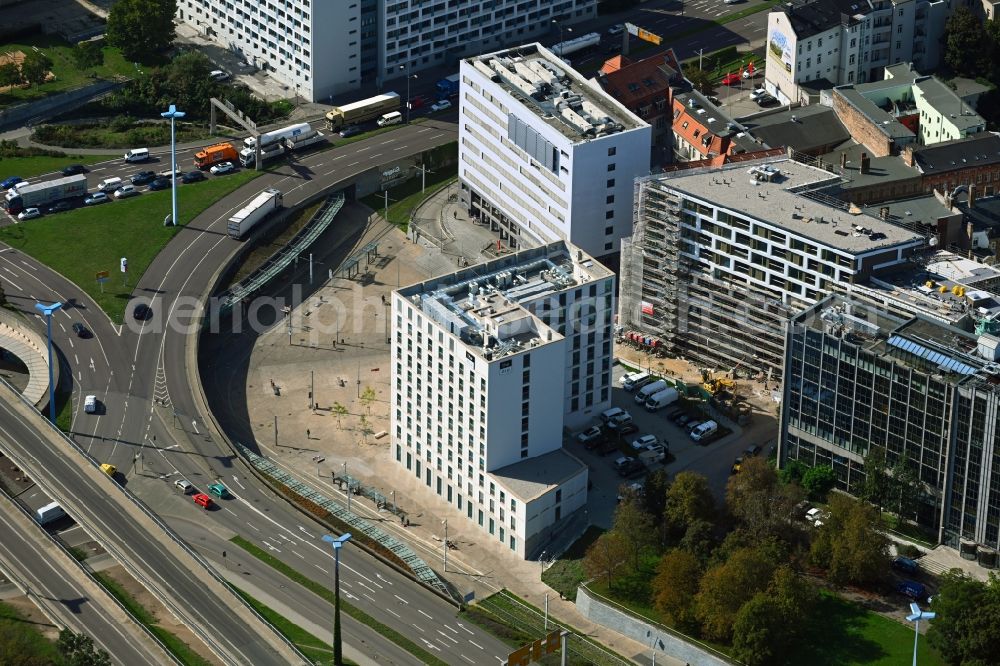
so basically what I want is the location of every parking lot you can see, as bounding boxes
[572,361,776,528]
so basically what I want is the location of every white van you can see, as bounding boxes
[634,379,668,404]
[377,111,403,127]
[622,371,651,392]
[645,387,679,411]
[36,501,67,525]
[124,148,150,163]
[690,420,719,442]
[98,177,123,192]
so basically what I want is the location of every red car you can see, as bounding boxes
[721,71,742,86]
[193,493,213,509]
[408,95,427,110]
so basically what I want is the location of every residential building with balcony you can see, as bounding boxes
[391,241,614,559]
[458,43,651,260]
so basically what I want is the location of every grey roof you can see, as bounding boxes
[649,157,925,253]
[738,104,849,153]
[913,77,985,133]
[862,194,956,230]
[911,132,1000,175]
[948,77,991,105]
[816,142,921,193]
[489,448,587,503]
[782,0,870,39]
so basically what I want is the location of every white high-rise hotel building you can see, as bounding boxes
[391,242,613,558]
[175,0,597,102]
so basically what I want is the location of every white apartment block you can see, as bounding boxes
[176,1,597,102]
[458,43,652,260]
[765,0,964,106]
[391,241,614,558]
[619,158,928,378]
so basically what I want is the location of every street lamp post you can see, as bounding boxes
[442,519,448,572]
[34,301,63,423]
[160,104,185,227]
[400,65,417,124]
[906,602,935,666]
[322,533,353,666]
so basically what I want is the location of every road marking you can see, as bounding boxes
[232,475,246,490]
[437,630,458,644]
[58,322,66,332]
[314,564,328,574]
[469,640,484,650]
[457,622,474,635]
[68,338,73,349]
[223,507,237,516]
[246,522,260,531]
[74,354,78,365]
[356,146,371,152]
[375,572,393,585]
[418,609,433,619]
[20,260,36,272]
[293,550,305,559]
[411,623,425,633]
[364,593,376,603]
[445,625,459,634]
[394,594,409,604]
[461,655,475,664]
[298,525,315,538]
[385,608,401,618]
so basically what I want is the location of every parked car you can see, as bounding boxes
[598,439,621,456]
[84,192,109,205]
[897,580,927,601]
[577,426,604,445]
[617,481,644,502]
[0,176,23,190]
[431,99,452,112]
[891,556,919,575]
[131,170,157,185]
[16,207,41,221]
[755,93,779,107]
[607,413,634,431]
[159,167,182,178]
[630,434,659,451]
[61,164,86,176]
[210,161,236,175]
[46,201,72,214]
[614,456,645,478]
[148,177,172,191]
[730,456,744,475]
[182,170,206,184]
[671,412,692,426]
[209,69,230,81]
[618,422,638,436]
[339,125,363,138]
[72,322,90,338]
[114,184,139,199]
[744,444,763,457]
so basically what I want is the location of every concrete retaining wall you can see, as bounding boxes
[0,307,57,409]
[576,585,735,666]
[0,79,125,132]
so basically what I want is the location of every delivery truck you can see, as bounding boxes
[227,188,283,239]
[283,129,326,151]
[3,174,87,215]
[239,142,286,168]
[435,74,460,100]
[645,387,679,412]
[325,92,400,131]
[634,379,668,404]
[194,142,239,169]
[35,501,67,525]
[244,122,312,150]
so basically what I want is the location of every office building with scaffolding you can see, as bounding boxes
[458,43,652,260]
[618,156,929,379]
[782,294,1000,562]
[390,241,614,558]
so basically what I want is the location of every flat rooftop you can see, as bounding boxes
[466,43,645,141]
[489,448,587,503]
[647,157,926,253]
[398,241,611,362]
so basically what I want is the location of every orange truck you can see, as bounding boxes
[194,142,239,169]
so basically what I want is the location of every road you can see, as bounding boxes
[0,118,510,664]
[0,392,304,665]
[0,495,166,666]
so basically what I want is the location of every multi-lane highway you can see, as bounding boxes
[0,118,512,663]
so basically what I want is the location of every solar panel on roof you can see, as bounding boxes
[886,335,979,375]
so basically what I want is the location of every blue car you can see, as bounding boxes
[1,176,23,190]
[897,580,927,601]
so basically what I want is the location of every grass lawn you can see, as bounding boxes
[360,163,457,230]
[0,35,136,108]
[541,526,605,601]
[0,170,260,323]
[32,122,213,150]
[0,154,114,180]
[0,600,62,663]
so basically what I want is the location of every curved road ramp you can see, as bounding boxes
[0,309,55,410]
[0,381,309,666]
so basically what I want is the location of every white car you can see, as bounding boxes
[84,192,109,205]
[749,87,767,101]
[159,167,182,178]
[430,99,452,112]
[16,207,41,221]
[84,395,97,414]
[114,184,139,199]
[210,161,236,175]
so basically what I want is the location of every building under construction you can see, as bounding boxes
[619,155,931,379]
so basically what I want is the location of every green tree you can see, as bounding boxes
[943,6,989,77]
[106,0,177,63]
[360,386,377,415]
[663,471,716,544]
[859,448,892,516]
[678,518,716,562]
[890,459,921,522]
[695,547,776,642]
[0,61,21,88]
[57,629,112,666]
[19,51,53,87]
[651,549,702,632]
[802,465,836,501]
[778,459,807,485]
[583,531,630,590]
[332,402,348,428]
[684,66,714,95]
[613,496,656,569]
[811,494,888,586]
[642,467,670,520]
[165,51,217,115]
[928,571,1000,665]
[731,594,785,665]
[72,40,105,69]
[727,456,803,540]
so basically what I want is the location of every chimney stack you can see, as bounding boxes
[880,206,890,220]
[860,152,871,174]
[840,152,847,170]
[969,184,977,209]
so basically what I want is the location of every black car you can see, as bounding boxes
[133,303,152,320]
[148,177,172,191]
[72,322,90,338]
[61,164,86,176]
[131,170,156,185]
[46,200,72,214]
[182,170,206,184]
[755,93,779,107]
[339,125,363,138]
